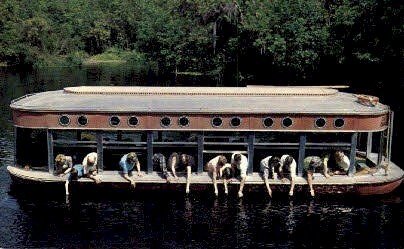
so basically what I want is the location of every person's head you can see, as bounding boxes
[217,155,227,167]
[222,163,233,179]
[233,154,242,163]
[55,154,66,167]
[268,156,281,169]
[127,152,138,164]
[334,151,344,162]
[55,154,68,173]
[87,154,96,166]
[180,154,189,165]
[282,156,294,171]
[309,157,323,168]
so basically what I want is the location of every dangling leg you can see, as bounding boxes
[289,177,295,196]
[186,166,191,194]
[212,170,218,196]
[65,180,70,195]
[307,171,315,197]
[224,178,229,195]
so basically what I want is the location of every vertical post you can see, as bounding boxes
[298,134,306,177]
[387,111,394,163]
[147,131,153,174]
[247,132,255,174]
[96,132,103,173]
[13,126,17,166]
[366,132,372,159]
[47,129,54,174]
[348,132,358,176]
[197,133,204,173]
[377,131,384,166]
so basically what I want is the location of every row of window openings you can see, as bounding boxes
[59,115,345,129]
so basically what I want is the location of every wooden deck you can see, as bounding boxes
[7,162,403,186]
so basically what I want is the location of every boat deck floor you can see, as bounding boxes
[7,163,403,185]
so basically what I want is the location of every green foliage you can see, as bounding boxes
[0,0,401,77]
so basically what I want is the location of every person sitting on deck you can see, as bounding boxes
[54,154,73,176]
[152,153,169,181]
[279,155,297,196]
[168,152,195,194]
[206,155,232,196]
[260,156,281,197]
[119,152,143,187]
[59,164,85,195]
[231,153,248,198]
[82,152,101,183]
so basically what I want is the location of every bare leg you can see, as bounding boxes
[264,177,272,197]
[307,172,315,196]
[65,180,70,195]
[224,179,229,194]
[186,166,191,194]
[289,178,295,196]
[212,170,218,196]
[238,176,246,198]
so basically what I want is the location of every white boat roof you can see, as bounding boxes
[10,86,389,115]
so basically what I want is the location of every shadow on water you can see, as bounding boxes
[0,65,403,248]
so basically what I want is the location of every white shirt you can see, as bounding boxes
[82,152,98,174]
[231,154,248,178]
[280,155,297,179]
[208,156,221,167]
[337,155,350,171]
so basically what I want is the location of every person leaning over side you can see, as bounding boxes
[119,152,143,188]
[82,152,101,183]
[328,150,350,175]
[60,164,85,195]
[168,152,196,194]
[206,155,230,196]
[152,153,169,181]
[231,153,248,198]
[54,154,73,176]
[303,155,330,197]
[279,155,297,196]
[260,156,281,197]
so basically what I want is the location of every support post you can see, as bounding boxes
[377,131,384,166]
[197,133,204,173]
[247,132,255,174]
[387,111,394,163]
[366,132,372,159]
[147,131,153,174]
[47,129,54,174]
[96,132,103,173]
[13,126,17,166]
[298,134,306,177]
[348,132,358,176]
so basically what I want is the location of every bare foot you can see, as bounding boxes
[238,191,244,198]
[310,189,315,197]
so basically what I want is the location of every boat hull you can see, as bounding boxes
[7,164,403,196]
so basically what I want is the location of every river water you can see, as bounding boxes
[0,65,402,248]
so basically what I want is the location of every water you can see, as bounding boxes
[0,65,403,248]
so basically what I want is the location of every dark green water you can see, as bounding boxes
[0,65,402,248]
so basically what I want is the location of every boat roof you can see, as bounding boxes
[10,86,389,115]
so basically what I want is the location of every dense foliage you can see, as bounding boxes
[0,0,402,79]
